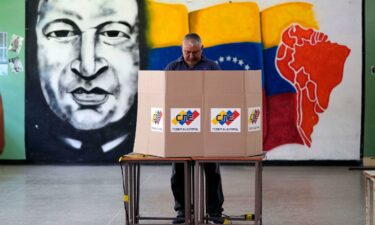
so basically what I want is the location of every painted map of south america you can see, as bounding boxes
[276,24,351,147]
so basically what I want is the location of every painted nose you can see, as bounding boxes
[70,31,108,80]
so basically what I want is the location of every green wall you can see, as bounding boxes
[364,0,375,158]
[0,0,25,159]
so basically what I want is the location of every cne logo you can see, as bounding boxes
[151,108,163,132]
[212,110,240,126]
[171,108,201,133]
[248,107,261,132]
[172,110,200,126]
[152,110,163,125]
[249,108,260,124]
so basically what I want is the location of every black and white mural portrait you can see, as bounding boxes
[26,0,147,163]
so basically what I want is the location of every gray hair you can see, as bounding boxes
[183,33,202,46]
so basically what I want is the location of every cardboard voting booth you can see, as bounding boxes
[133,70,263,157]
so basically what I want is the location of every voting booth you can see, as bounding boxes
[133,70,263,157]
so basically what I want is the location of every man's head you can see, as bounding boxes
[182,33,203,68]
[35,0,140,130]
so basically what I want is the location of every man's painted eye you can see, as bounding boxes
[42,20,80,41]
[46,30,77,38]
[98,22,133,45]
[101,30,130,39]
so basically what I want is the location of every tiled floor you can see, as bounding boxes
[0,165,365,225]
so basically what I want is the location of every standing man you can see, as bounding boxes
[26,0,146,163]
[165,33,224,224]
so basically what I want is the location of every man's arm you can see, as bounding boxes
[165,62,177,70]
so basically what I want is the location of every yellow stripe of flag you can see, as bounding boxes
[261,2,319,49]
[189,2,261,47]
[146,1,189,48]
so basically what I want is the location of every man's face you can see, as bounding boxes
[182,40,202,68]
[36,0,139,130]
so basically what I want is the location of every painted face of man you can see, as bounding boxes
[182,39,202,68]
[36,0,139,130]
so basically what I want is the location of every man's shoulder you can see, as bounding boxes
[202,57,221,70]
[165,61,180,70]
[203,58,218,65]
[165,57,183,70]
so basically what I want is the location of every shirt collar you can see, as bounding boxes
[177,55,207,64]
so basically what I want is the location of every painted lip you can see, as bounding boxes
[71,87,110,106]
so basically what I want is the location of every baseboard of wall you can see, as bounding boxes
[263,160,361,167]
[0,159,362,167]
[0,160,29,165]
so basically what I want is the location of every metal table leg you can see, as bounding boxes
[129,163,135,225]
[184,161,191,225]
[194,161,205,225]
[119,156,193,225]
[135,164,141,224]
[194,161,199,225]
[192,157,264,225]
[121,163,130,225]
[254,161,262,225]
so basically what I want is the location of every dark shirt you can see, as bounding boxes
[165,55,220,70]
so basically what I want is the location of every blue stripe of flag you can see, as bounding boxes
[147,46,181,70]
[263,46,296,96]
[204,42,263,71]
[205,42,264,88]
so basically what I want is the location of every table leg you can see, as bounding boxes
[123,163,130,225]
[200,162,205,224]
[135,164,141,224]
[254,161,262,225]
[129,164,135,225]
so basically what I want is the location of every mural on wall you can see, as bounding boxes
[18,0,360,162]
[258,0,360,160]
[276,24,350,147]
[26,0,146,163]
[261,2,351,150]
[147,2,263,71]
[149,0,360,160]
